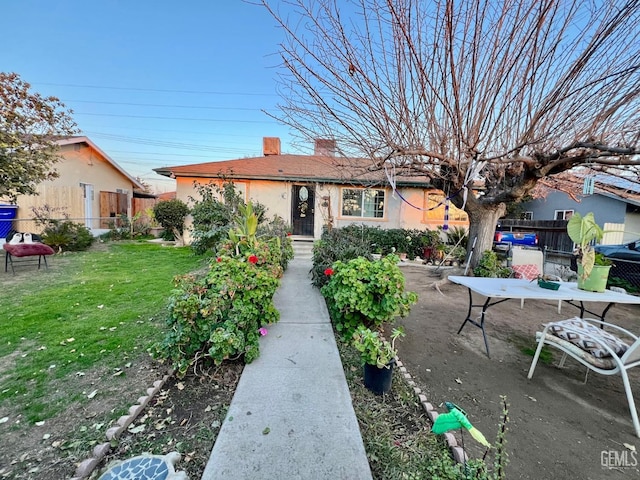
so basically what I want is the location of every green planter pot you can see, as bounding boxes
[577,265,611,292]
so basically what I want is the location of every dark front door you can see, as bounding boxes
[292,185,315,236]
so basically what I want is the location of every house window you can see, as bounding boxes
[424,191,468,223]
[341,188,385,218]
[555,210,574,220]
[523,211,533,220]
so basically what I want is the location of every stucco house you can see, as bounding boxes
[520,173,640,244]
[154,137,469,242]
[8,136,146,235]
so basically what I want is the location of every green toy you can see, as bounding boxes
[431,402,491,448]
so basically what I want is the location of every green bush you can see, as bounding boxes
[311,227,374,288]
[153,244,281,377]
[41,220,94,252]
[321,255,418,339]
[473,250,512,278]
[257,214,294,270]
[153,199,190,235]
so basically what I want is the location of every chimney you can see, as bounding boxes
[263,137,281,156]
[314,138,336,157]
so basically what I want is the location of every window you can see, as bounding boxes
[341,188,385,218]
[523,211,533,220]
[424,191,468,223]
[555,210,574,220]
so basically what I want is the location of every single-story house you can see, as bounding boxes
[521,173,640,244]
[7,136,147,236]
[154,137,469,241]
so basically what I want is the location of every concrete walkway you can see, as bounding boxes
[201,255,373,479]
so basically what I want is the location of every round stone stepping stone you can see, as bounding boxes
[98,452,187,480]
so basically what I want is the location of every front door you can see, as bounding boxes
[292,185,315,236]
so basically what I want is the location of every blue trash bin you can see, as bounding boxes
[0,205,18,239]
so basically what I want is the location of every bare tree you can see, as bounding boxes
[260,0,640,265]
[0,72,77,203]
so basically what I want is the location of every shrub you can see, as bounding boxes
[41,220,94,252]
[153,199,190,236]
[189,181,268,254]
[473,250,512,278]
[446,226,468,248]
[257,214,294,270]
[311,227,374,288]
[153,245,281,377]
[321,255,418,339]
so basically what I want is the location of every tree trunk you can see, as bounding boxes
[465,203,506,269]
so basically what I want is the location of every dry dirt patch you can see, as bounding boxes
[397,265,640,480]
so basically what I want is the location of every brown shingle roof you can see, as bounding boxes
[154,155,432,187]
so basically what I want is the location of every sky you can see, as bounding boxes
[3,1,300,192]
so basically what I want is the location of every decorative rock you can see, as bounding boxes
[395,360,403,367]
[98,452,188,480]
[147,387,156,396]
[153,380,163,388]
[399,366,408,373]
[137,396,149,406]
[451,446,468,464]
[105,426,122,441]
[443,432,457,447]
[413,386,421,394]
[116,415,132,428]
[93,443,111,458]
[428,410,439,423]
[129,404,144,417]
[75,457,100,478]
[418,394,428,403]
[422,402,434,412]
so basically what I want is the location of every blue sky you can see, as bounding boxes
[3,1,299,192]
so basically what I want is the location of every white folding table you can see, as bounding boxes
[449,276,640,357]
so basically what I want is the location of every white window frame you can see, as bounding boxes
[555,209,574,220]
[523,211,533,220]
[340,187,385,218]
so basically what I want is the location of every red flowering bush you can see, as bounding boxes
[324,267,334,275]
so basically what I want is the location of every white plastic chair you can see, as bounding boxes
[527,317,640,438]
[510,248,560,310]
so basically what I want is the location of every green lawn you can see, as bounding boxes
[0,241,208,422]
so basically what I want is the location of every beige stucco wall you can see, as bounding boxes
[175,176,467,244]
[12,143,136,233]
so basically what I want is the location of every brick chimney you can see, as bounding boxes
[314,138,336,156]
[263,137,281,156]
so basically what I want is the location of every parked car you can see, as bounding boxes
[493,230,539,253]
[594,240,640,261]
[594,240,640,288]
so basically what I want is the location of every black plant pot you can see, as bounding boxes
[363,360,394,395]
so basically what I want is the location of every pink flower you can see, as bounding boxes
[324,268,334,276]
[216,257,222,262]
[248,255,259,264]
[258,327,268,336]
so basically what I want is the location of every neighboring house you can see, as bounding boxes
[154,137,469,241]
[521,173,640,244]
[8,136,146,235]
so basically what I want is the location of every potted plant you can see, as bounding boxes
[567,212,612,292]
[352,325,405,395]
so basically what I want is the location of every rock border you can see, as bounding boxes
[69,369,174,480]
[394,358,469,464]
